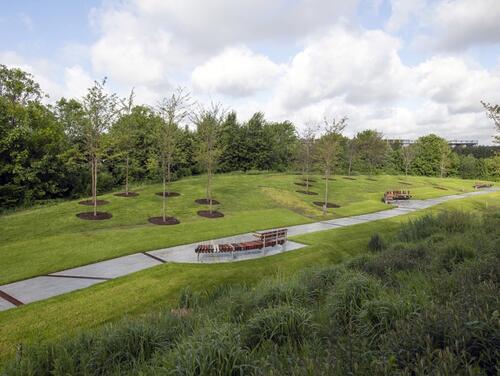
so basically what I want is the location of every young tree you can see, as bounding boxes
[438,141,451,178]
[345,137,358,176]
[356,130,388,176]
[113,89,136,196]
[298,123,319,193]
[481,101,500,144]
[317,117,347,214]
[401,144,416,176]
[194,103,225,214]
[156,87,192,222]
[80,79,120,217]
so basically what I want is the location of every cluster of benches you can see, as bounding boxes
[473,183,493,189]
[384,190,412,204]
[195,229,288,259]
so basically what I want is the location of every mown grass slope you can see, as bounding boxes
[2,193,499,374]
[0,192,497,366]
[0,173,492,284]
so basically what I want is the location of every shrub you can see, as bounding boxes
[435,241,475,272]
[4,312,191,375]
[298,265,345,302]
[243,305,313,348]
[368,233,385,252]
[253,279,307,309]
[177,287,201,309]
[160,323,255,375]
[325,271,382,330]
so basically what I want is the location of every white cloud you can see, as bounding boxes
[432,0,500,50]
[275,27,410,109]
[191,46,284,97]
[385,0,426,32]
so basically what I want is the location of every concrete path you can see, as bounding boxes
[0,188,497,312]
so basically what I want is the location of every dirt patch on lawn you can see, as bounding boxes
[76,212,112,220]
[343,177,356,180]
[313,201,341,208]
[435,186,448,190]
[302,178,317,183]
[195,198,220,205]
[197,210,224,218]
[155,192,181,197]
[294,182,313,187]
[366,178,378,181]
[148,216,180,225]
[79,199,109,206]
[114,192,139,197]
[296,190,318,195]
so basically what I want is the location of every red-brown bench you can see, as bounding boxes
[473,183,493,189]
[195,229,288,260]
[384,190,411,204]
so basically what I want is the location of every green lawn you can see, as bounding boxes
[0,173,494,285]
[0,191,498,365]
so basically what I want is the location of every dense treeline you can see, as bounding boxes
[4,209,499,374]
[1,65,498,209]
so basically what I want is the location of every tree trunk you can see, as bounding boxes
[162,156,166,222]
[348,157,352,176]
[207,165,212,214]
[323,168,329,216]
[125,155,129,195]
[93,157,98,216]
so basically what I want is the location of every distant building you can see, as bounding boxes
[386,139,478,148]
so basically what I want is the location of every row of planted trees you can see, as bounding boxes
[74,80,224,223]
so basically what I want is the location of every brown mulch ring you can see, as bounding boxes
[343,177,356,180]
[398,181,412,185]
[114,192,139,197]
[313,201,341,208]
[328,178,336,181]
[148,216,180,225]
[366,178,378,181]
[195,198,220,205]
[197,210,224,218]
[294,182,313,187]
[435,186,448,190]
[155,192,181,197]
[296,190,319,195]
[79,199,109,206]
[76,212,112,220]
[302,178,317,183]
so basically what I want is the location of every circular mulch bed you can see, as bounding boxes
[195,198,220,205]
[366,178,378,181]
[435,186,448,190]
[296,190,318,195]
[302,178,317,183]
[148,216,180,225]
[76,212,112,220]
[79,199,109,206]
[294,182,313,187]
[343,177,356,180]
[114,192,139,197]
[328,178,336,181]
[155,191,181,197]
[313,201,341,208]
[197,210,224,218]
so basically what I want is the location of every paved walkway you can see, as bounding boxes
[0,188,497,312]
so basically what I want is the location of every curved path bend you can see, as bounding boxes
[0,188,498,312]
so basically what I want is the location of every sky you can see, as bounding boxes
[1,0,500,144]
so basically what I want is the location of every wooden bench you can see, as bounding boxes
[473,183,493,189]
[384,190,411,204]
[195,229,288,260]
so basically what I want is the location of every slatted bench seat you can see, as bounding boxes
[384,190,412,204]
[195,229,288,260]
[473,183,493,189]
